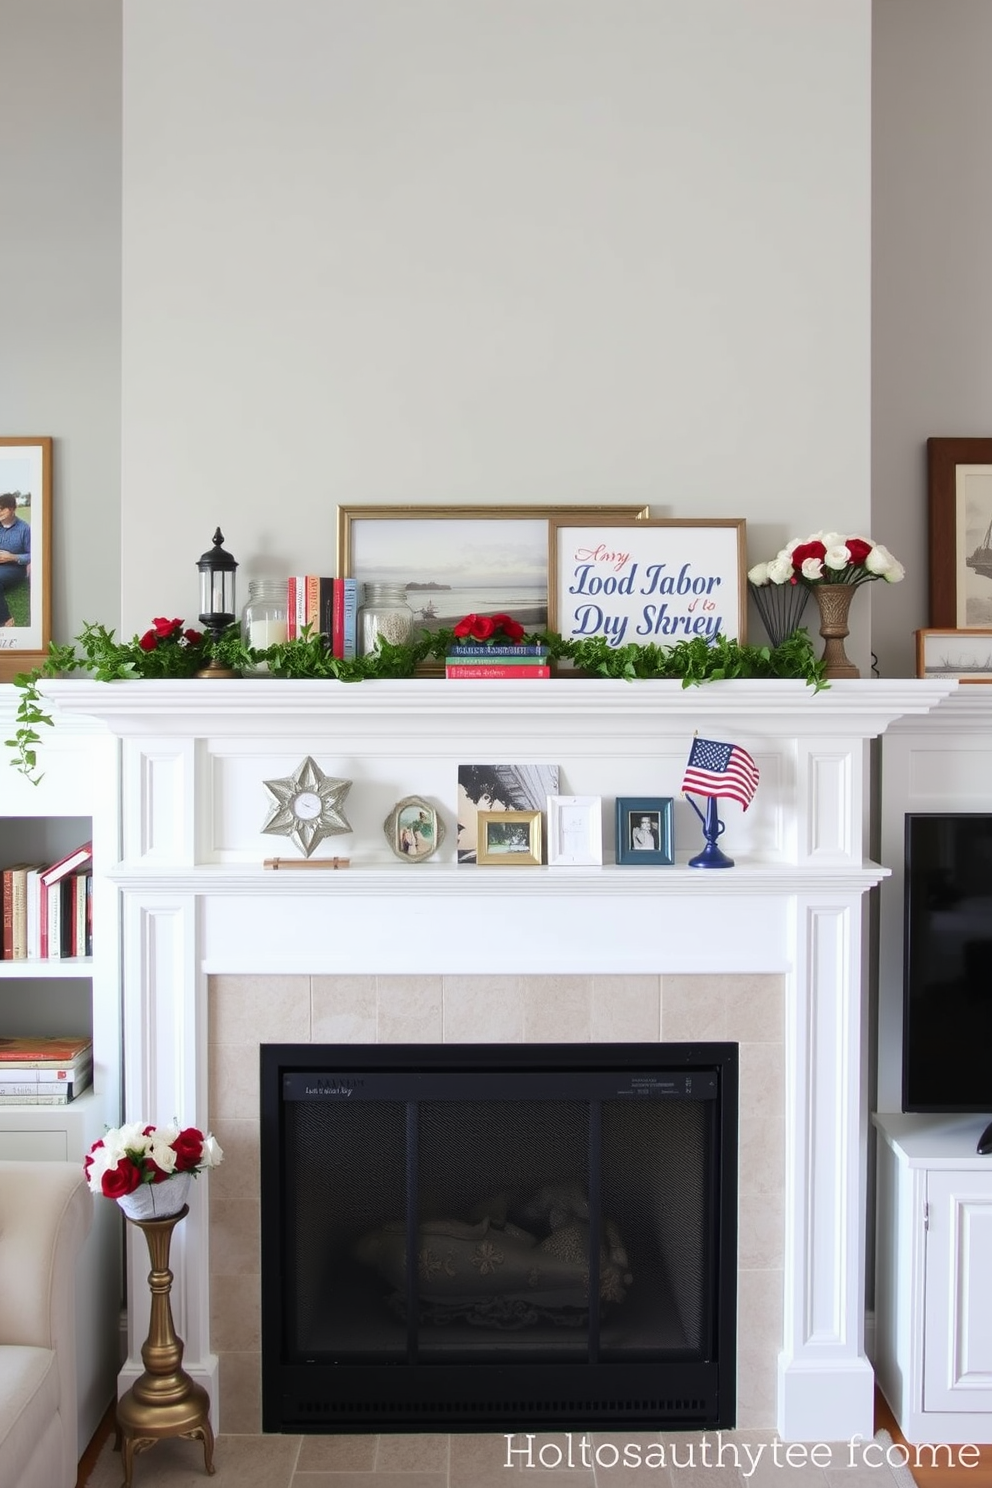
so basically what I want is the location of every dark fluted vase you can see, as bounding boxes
[812,583,859,679]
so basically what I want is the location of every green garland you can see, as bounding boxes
[6,620,827,782]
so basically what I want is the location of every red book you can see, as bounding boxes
[1,868,13,960]
[287,577,297,640]
[0,1034,93,1064]
[40,841,92,886]
[445,665,551,679]
[332,578,345,658]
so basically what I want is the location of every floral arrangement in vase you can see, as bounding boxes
[748,531,905,678]
[748,532,905,590]
[85,1121,223,1220]
[451,612,526,645]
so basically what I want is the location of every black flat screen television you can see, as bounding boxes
[903,813,992,1115]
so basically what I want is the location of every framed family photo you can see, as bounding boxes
[615,797,675,866]
[548,516,746,650]
[0,437,51,680]
[337,504,649,638]
[476,809,543,866]
[915,628,992,682]
[383,795,445,862]
[927,437,992,628]
[546,795,603,867]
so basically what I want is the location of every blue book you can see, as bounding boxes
[448,644,547,658]
[342,579,358,659]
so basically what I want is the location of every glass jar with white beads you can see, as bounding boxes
[357,583,413,655]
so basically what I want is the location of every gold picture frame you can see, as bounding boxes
[476,809,543,866]
[337,504,649,637]
[0,437,52,681]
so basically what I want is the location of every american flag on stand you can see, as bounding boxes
[681,737,759,812]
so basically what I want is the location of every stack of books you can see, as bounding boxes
[1,840,93,962]
[0,1034,93,1105]
[287,576,358,658]
[445,644,551,679]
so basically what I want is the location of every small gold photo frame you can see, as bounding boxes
[476,809,543,866]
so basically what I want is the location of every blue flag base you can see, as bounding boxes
[687,794,735,869]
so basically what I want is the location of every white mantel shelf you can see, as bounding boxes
[31,675,957,1443]
[41,675,953,735]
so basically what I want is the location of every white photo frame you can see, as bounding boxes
[546,795,603,867]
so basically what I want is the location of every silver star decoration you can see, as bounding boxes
[261,756,352,858]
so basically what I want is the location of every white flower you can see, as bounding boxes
[883,556,905,583]
[766,556,794,584]
[865,543,904,580]
[748,562,770,585]
[146,1138,178,1174]
[115,1122,151,1156]
[801,556,824,580]
[819,531,846,551]
[823,544,852,571]
[85,1143,121,1193]
[199,1134,224,1168]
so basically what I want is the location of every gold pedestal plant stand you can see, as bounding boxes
[115,1205,216,1487]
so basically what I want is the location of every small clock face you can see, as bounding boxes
[293,791,322,821]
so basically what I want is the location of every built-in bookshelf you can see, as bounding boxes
[0,702,122,1454]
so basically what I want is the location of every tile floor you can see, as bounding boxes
[84,1429,912,1488]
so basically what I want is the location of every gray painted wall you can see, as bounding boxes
[1,0,122,642]
[872,0,992,678]
[6,1,992,678]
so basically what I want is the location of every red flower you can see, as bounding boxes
[101,1158,142,1199]
[138,630,158,651]
[452,612,525,643]
[490,613,524,642]
[152,617,183,638]
[83,1139,104,1183]
[846,538,872,566]
[183,628,203,645]
[790,540,826,571]
[172,1127,204,1173]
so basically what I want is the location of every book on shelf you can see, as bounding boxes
[0,1089,87,1105]
[2,863,36,960]
[447,645,549,658]
[0,1067,92,1100]
[0,1034,92,1066]
[445,664,551,679]
[0,1058,93,1087]
[39,840,93,886]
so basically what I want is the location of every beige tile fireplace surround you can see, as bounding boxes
[44,675,955,1445]
[207,971,785,1434]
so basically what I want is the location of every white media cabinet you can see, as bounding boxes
[875,690,992,1443]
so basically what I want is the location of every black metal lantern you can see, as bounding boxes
[196,527,239,677]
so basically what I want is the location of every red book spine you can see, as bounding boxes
[332,579,345,658]
[445,664,551,678]
[287,577,297,640]
[1,869,12,960]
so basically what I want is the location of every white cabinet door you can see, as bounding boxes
[924,1169,992,1413]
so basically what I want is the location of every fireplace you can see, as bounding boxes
[259,1041,738,1431]
[44,674,956,1439]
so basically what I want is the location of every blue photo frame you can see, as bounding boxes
[615,797,674,866]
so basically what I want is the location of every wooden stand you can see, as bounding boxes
[115,1205,215,1487]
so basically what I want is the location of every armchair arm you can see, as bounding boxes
[0,1160,93,1349]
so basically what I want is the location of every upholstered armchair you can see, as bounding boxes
[0,1160,93,1488]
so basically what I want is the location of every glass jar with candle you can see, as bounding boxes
[358,583,414,655]
[241,579,289,673]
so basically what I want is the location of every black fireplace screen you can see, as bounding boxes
[260,1043,737,1432]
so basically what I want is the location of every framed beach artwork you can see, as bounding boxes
[0,437,52,680]
[927,437,992,628]
[916,629,992,683]
[548,517,746,650]
[337,504,649,638]
[476,809,543,866]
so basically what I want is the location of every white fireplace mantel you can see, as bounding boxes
[42,675,956,1441]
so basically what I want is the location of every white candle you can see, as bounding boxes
[249,618,288,648]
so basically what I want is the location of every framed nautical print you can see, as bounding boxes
[927,437,992,628]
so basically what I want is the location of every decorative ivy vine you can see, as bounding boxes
[6,620,827,783]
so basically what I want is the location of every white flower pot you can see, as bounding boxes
[116,1170,192,1221]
